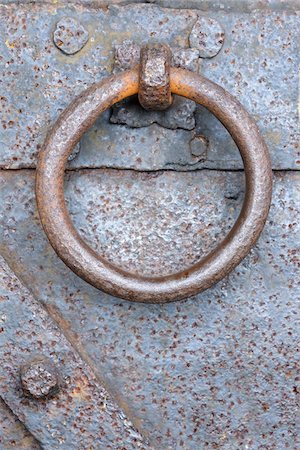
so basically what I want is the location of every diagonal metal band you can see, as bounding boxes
[0,255,150,449]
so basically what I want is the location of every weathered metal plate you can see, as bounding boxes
[0,398,40,450]
[0,255,149,449]
[1,169,299,448]
[0,3,298,171]
[0,0,299,447]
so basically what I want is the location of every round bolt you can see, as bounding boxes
[53,17,89,55]
[190,134,209,158]
[189,17,225,58]
[20,357,59,399]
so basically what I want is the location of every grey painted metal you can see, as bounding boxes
[189,17,225,58]
[0,398,40,450]
[53,17,89,55]
[111,40,199,131]
[1,170,299,449]
[35,67,272,302]
[20,357,60,399]
[0,0,298,12]
[0,4,298,170]
[0,256,149,449]
[0,1,299,448]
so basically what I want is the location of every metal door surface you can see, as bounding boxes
[0,1,299,449]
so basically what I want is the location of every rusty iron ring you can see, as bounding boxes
[36,67,272,303]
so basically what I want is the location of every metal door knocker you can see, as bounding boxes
[36,43,272,303]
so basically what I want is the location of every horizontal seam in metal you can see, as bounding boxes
[0,167,299,173]
[0,1,298,12]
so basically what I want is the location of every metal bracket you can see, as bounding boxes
[111,39,199,131]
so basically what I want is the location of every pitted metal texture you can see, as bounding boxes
[53,17,89,55]
[1,170,299,449]
[0,256,150,449]
[138,43,172,111]
[0,398,40,450]
[35,67,272,302]
[20,357,60,399]
[0,1,299,448]
[111,40,198,130]
[0,3,298,170]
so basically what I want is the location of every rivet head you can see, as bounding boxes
[190,135,209,158]
[53,17,89,55]
[189,17,225,58]
[20,357,59,399]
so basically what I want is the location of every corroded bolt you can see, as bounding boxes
[20,357,59,399]
[53,17,89,55]
[190,135,209,159]
[189,17,225,58]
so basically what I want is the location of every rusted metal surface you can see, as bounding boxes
[114,40,200,73]
[1,169,299,448]
[0,255,150,449]
[0,3,298,170]
[154,0,299,12]
[53,17,89,55]
[0,398,40,450]
[138,43,172,111]
[114,39,141,72]
[1,0,298,12]
[111,93,197,130]
[35,67,272,302]
[20,357,60,399]
[189,16,225,58]
[112,40,198,130]
[0,1,299,448]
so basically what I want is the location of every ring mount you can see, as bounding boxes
[36,67,272,303]
[138,43,172,111]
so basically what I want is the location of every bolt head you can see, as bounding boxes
[20,357,59,399]
[189,17,225,58]
[190,135,209,158]
[53,17,89,55]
